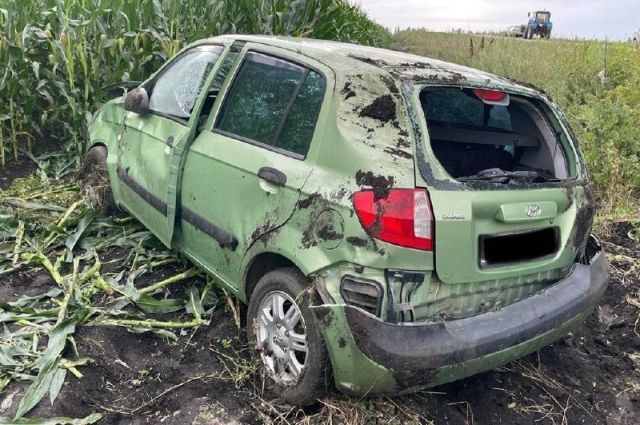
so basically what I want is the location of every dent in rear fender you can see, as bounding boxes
[311,300,599,396]
[350,253,608,372]
[310,305,398,395]
[425,312,588,391]
[311,250,608,395]
[240,191,434,300]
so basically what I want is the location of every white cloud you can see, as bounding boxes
[353,0,639,40]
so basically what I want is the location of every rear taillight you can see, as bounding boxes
[352,189,434,251]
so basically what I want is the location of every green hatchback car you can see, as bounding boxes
[84,35,609,404]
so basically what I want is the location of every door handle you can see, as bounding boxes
[258,167,287,187]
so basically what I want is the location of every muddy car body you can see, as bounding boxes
[85,35,609,403]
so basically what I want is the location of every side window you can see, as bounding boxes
[148,46,223,119]
[216,52,325,157]
[279,71,326,155]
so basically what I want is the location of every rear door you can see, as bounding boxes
[116,45,223,246]
[178,46,328,289]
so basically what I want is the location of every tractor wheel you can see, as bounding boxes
[525,25,532,39]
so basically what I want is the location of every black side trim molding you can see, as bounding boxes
[117,166,167,216]
[182,207,238,251]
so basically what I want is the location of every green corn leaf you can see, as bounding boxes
[13,359,60,420]
[0,288,63,309]
[186,287,204,320]
[48,368,67,405]
[0,198,66,212]
[135,294,183,314]
[0,376,9,392]
[14,322,75,419]
[0,413,102,425]
[125,327,177,341]
[64,213,96,261]
[0,349,19,367]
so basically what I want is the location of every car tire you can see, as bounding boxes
[79,146,116,215]
[246,267,332,405]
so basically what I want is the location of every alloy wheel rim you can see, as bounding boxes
[256,290,308,385]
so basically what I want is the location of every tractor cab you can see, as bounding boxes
[533,11,551,23]
[525,10,553,39]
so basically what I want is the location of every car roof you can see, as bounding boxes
[197,35,539,95]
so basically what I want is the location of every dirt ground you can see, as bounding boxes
[1,156,639,424]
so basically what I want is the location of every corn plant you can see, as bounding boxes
[0,0,390,165]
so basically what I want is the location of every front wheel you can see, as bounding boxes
[246,267,332,405]
[78,146,116,215]
[525,25,532,39]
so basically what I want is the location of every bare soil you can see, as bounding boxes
[1,158,639,424]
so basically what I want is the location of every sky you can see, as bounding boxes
[354,0,639,40]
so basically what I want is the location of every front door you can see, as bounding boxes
[178,48,328,291]
[116,45,223,246]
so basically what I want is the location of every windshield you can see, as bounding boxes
[420,87,575,183]
[536,12,550,22]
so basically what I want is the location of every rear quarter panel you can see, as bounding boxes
[241,65,434,289]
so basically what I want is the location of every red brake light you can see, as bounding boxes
[352,189,434,251]
[473,89,509,105]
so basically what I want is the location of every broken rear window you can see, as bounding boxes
[421,87,575,183]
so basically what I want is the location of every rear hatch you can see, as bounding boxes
[413,86,593,286]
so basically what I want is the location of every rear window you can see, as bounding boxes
[421,87,574,181]
[424,88,512,131]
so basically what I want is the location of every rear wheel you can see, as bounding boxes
[79,146,116,215]
[525,25,532,39]
[246,267,332,405]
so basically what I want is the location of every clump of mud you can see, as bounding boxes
[297,193,322,209]
[341,82,356,100]
[355,170,394,200]
[359,95,396,122]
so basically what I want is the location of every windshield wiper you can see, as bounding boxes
[458,168,560,183]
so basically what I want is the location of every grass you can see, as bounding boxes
[393,30,640,212]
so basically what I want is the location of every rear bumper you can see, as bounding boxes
[312,235,609,395]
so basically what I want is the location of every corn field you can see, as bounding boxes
[0,2,390,422]
[0,0,391,166]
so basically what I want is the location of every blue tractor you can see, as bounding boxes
[525,11,552,39]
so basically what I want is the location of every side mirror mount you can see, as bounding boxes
[124,87,150,115]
